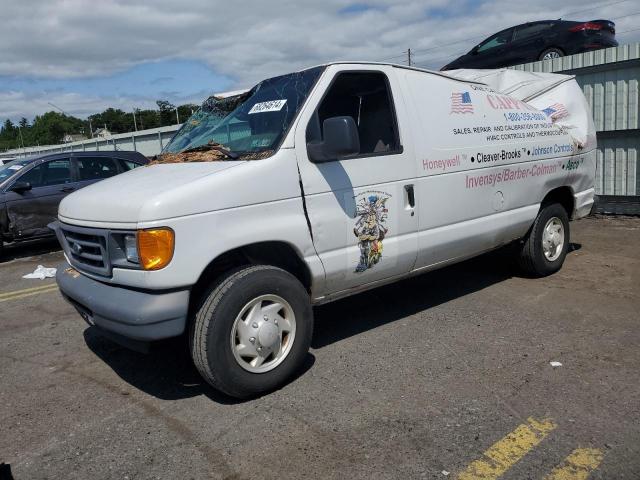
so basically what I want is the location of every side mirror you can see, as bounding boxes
[307,116,360,163]
[471,46,479,55]
[10,181,32,193]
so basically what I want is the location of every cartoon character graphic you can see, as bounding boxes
[353,193,390,272]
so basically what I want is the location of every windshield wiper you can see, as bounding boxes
[183,142,240,160]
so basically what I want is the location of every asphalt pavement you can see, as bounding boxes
[1,217,639,479]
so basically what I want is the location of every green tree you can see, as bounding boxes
[157,100,177,126]
[177,104,198,124]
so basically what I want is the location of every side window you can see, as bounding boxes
[76,157,119,181]
[117,159,142,171]
[18,159,71,188]
[18,164,46,188]
[306,71,400,157]
[477,29,513,52]
[513,23,551,41]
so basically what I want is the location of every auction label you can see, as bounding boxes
[249,99,287,114]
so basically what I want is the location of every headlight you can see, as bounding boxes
[137,228,175,270]
[124,234,139,263]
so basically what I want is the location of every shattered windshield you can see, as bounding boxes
[162,66,325,160]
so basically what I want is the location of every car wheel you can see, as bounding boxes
[516,203,570,277]
[539,48,564,61]
[190,265,313,399]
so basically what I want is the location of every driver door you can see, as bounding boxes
[295,65,418,296]
[5,158,74,238]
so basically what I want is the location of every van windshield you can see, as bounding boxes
[162,66,325,159]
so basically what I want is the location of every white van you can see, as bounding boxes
[52,63,596,398]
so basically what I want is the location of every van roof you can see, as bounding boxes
[304,61,489,85]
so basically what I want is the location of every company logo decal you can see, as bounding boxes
[486,94,538,112]
[353,191,390,273]
[542,103,569,121]
[450,91,473,114]
[422,154,461,172]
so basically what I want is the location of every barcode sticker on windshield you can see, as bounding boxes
[249,99,287,114]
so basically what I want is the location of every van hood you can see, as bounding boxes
[59,161,243,224]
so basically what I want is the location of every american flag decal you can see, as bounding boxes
[450,91,473,114]
[542,103,569,121]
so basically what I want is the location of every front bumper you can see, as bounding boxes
[56,261,189,342]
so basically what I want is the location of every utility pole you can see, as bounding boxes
[132,109,138,131]
[175,107,180,125]
[17,125,25,153]
[88,118,93,138]
[407,48,412,67]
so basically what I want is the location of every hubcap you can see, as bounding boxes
[542,217,565,261]
[543,51,560,60]
[230,294,296,373]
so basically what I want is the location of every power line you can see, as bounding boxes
[617,26,640,35]
[611,11,640,20]
[409,34,486,58]
[562,0,629,18]
[378,52,412,61]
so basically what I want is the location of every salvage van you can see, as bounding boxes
[52,63,596,398]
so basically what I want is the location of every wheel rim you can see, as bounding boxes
[542,217,565,261]
[230,294,296,373]
[543,51,560,60]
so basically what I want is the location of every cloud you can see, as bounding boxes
[1,0,639,121]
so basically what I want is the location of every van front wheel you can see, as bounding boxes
[190,265,313,399]
[517,203,570,277]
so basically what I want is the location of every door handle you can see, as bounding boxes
[404,184,415,209]
[60,187,75,193]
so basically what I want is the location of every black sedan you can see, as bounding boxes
[441,19,617,70]
[0,151,148,252]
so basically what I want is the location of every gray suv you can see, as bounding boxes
[0,151,147,253]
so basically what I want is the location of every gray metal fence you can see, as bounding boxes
[0,124,181,160]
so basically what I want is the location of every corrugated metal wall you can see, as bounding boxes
[513,43,640,200]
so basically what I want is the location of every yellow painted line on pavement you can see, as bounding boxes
[0,284,59,303]
[456,417,557,480]
[543,448,604,480]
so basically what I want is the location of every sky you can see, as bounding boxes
[1,0,639,122]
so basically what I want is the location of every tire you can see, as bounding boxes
[516,203,570,277]
[539,47,564,61]
[190,265,313,399]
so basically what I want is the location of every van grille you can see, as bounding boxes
[60,225,110,277]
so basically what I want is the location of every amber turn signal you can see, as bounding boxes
[137,228,175,270]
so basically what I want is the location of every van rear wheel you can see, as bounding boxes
[190,265,313,399]
[516,203,570,277]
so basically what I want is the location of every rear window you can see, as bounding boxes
[514,23,552,41]
[117,159,142,171]
[76,157,119,181]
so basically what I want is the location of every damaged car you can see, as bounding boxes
[0,151,147,254]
